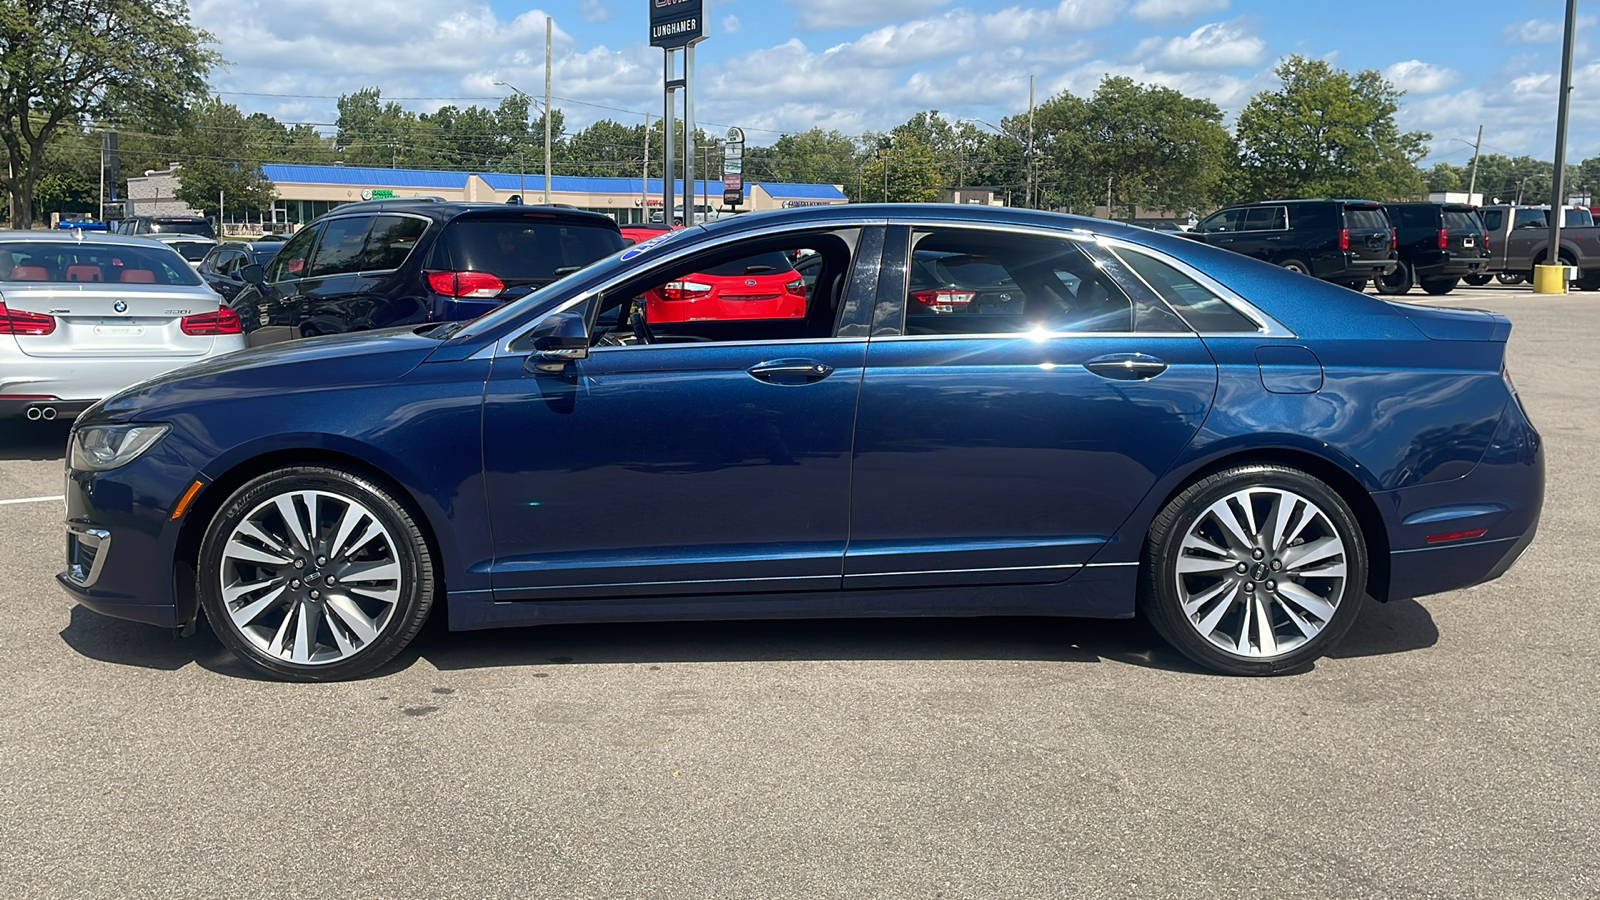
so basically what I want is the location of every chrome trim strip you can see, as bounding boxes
[1096,238,1295,338]
[66,524,111,587]
[871,331,1193,343]
[844,562,1083,578]
[1085,561,1140,568]
[588,337,865,354]
[498,572,836,592]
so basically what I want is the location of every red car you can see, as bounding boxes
[620,226,807,323]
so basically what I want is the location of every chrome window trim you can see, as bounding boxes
[873,331,1194,343]
[845,563,1082,578]
[588,337,865,355]
[499,217,891,355]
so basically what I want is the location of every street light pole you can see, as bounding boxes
[1536,0,1578,294]
[544,16,553,204]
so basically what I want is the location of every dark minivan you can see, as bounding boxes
[1376,202,1488,296]
[1185,200,1397,290]
[230,200,625,345]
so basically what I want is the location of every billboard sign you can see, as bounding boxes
[649,0,705,48]
[723,127,744,206]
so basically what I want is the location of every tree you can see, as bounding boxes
[0,0,215,227]
[1425,161,1465,192]
[873,135,941,203]
[746,128,862,187]
[1236,56,1430,201]
[1080,77,1234,217]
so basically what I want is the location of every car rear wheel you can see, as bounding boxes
[1375,261,1413,295]
[1337,277,1368,292]
[197,466,436,682]
[1463,273,1493,286]
[1420,278,1459,296]
[1139,465,1367,676]
[1278,258,1311,276]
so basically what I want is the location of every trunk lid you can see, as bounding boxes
[1391,301,1512,342]
[0,285,218,358]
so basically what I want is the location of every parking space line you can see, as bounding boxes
[0,495,64,506]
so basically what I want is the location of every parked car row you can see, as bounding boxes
[1183,198,1597,294]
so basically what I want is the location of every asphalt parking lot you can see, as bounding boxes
[1,283,1594,899]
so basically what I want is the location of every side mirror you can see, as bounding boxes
[524,311,590,374]
[239,263,266,285]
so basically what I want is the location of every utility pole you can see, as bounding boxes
[544,16,554,204]
[1536,0,1578,294]
[1106,176,1113,220]
[642,112,650,223]
[1467,124,1484,202]
[1027,75,1036,210]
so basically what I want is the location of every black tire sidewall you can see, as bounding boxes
[1421,278,1459,295]
[1139,465,1369,676]
[1279,258,1310,275]
[197,466,435,682]
[1376,261,1413,295]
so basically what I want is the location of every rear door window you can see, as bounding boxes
[360,216,428,271]
[1514,209,1547,230]
[1114,248,1257,333]
[1242,207,1286,231]
[306,216,374,278]
[1200,209,1245,234]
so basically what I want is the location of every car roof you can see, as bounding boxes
[311,199,622,228]
[691,203,1146,240]
[0,230,194,248]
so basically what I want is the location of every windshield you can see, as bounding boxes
[168,242,213,262]
[450,225,700,340]
[0,241,203,285]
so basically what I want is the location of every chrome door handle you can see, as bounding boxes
[1084,353,1169,381]
[748,359,835,385]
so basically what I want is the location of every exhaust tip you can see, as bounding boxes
[26,407,42,421]
[41,407,57,421]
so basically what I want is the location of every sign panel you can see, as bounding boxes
[722,131,744,206]
[649,0,705,48]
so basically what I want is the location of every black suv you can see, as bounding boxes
[1376,202,1488,296]
[115,215,217,240]
[1184,200,1397,290]
[231,200,625,345]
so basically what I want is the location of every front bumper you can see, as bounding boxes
[56,436,199,629]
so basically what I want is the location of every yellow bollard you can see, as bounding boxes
[1532,264,1569,294]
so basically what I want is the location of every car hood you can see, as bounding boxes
[86,328,443,425]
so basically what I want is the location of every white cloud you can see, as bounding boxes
[722,15,741,34]
[844,11,979,65]
[1384,60,1461,95]
[982,0,1125,41]
[787,0,951,30]
[1142,22,1265,69]
[577,0,610,23]
[1129,0,1228,23]
[1503,19,1561,44]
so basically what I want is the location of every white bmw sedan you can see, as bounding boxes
[0,232,247,422]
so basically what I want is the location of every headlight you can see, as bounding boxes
[70,425,170,472]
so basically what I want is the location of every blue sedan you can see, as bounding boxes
[57,205,1544,681]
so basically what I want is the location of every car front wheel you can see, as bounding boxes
[1139,465,1367,675]
[197,465,436,681]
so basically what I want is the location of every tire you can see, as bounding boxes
[1463,274,1493,286]
[1577,272,1600,292]
[1420,278,1459,296]
[1496,273,1526,286]
[1337,278,1368,292]
[1278,258,1311,276]
[1138,465,1368,676]
[197,465,437,681]
[1375,261,1413,295]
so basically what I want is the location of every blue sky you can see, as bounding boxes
[190,0,1598,165]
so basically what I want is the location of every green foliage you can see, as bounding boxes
[1236,56,1430,201]
[0,0,216,226]
[1425,162,1465,192]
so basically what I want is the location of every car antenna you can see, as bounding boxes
[73,226,84,242]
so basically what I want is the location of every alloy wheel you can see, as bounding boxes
[1172,487,1349,659]
[217,489,404,666]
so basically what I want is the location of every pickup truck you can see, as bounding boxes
[1477,205,1600,290]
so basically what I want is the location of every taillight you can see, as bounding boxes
[1339,228,1350,251]
[911,289,977,312]
[425,271,506,299]
[1484,230,1491,252]
[661,280,712,302]
[180,306,242,335]
[1391,228,1398,250]
[785,278,805,295]
[0,301,56,335]
[1437,228,1449,250]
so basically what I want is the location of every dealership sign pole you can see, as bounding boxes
[650,0,705,225]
